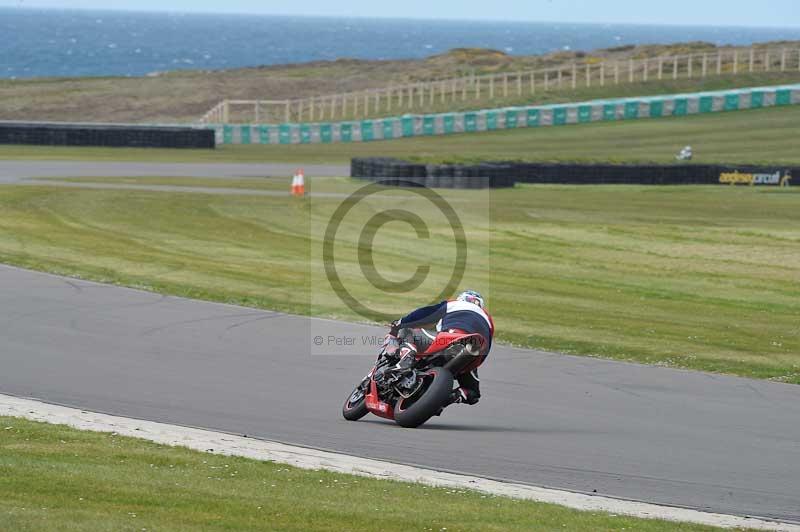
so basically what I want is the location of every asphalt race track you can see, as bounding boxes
[1,265,799,523]
[0,161,350,182]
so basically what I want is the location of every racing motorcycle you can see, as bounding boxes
[342,330,484,428]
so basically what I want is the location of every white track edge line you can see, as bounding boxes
[0,393,796,531]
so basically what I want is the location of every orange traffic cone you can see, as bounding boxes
[295,169,305,197]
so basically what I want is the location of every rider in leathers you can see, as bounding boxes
[389,290,493,406]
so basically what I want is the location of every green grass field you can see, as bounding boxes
[0,416,727,532]
[2,105,799,165]
[0,180,797,383]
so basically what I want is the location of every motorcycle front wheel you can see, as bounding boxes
[342,383,369,421]
[394,368,454,428]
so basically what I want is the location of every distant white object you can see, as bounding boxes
[676,145,693,161]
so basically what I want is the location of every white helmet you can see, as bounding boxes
[457,289,485,309]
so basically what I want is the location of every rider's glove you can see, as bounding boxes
[388,319,402,336]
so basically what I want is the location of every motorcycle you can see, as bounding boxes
[342,330,484,428]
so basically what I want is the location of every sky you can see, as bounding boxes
[1,0,798,27]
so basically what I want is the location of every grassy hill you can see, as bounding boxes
[1,40,798,124]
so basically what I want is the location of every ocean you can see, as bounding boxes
[2,7,799,79]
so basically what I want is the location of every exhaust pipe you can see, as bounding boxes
[443,342,480,374]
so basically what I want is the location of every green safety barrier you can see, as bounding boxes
[217,84,799,144]
[486,111,498,130]
[341,123,352,143]
[300,124,312,144]
[423,116,435,135]
[361,121,374,142]
[699,96,713,113]
[443,114,455,134]
[505,110,518,128]
[240,125,251,145]
[383,119,395,139]
[279,124,291,144]
[649,100,664,118]
[624,101,639,119]
[402,117,414,137]
[465,113,478,132]
[553,107,567,125]
[527,109,540,126]
[258,125,270,144]
[320,124,333,143]
[223,125,233,144]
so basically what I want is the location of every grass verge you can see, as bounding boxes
[0,416,728,531]
[0,182,797,383]
[1,105,799,165]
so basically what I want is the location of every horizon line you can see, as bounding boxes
[3,4,800,30]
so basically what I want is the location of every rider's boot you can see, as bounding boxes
[448,387,479,405]
[394,342,418,372]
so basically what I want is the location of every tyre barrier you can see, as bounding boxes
[351,158,797,188]
[351,158,516,189]
[0,122,215,149]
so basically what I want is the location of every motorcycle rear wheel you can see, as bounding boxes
[342,384,369,421]
[394,368,454,428]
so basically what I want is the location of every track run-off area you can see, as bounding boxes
[0,159,799,527]
[1,262,798,524]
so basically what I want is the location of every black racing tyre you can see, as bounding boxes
[394,368,454,428]
[342,384,369,421]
